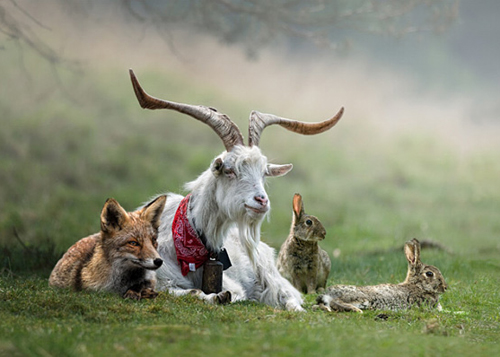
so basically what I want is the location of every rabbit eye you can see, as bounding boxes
[425,271,434,277]
[305,219,313,226]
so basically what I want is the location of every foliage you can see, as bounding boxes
[0,0,459,62]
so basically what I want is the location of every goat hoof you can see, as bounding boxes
[216,291,232,305]
[189,289,202,296]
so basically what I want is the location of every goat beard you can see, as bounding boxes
[237,218,263,266]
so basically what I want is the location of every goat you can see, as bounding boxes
[129,69,344,311]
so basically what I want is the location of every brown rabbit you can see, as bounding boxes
[315,238,447,313]
[277,193,330,294]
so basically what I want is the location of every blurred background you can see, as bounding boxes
[1,0,499,276]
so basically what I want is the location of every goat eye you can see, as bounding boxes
[224,168,235,177]
[425,271,434,277]
[305,219,313,226]
[128,241,140,247]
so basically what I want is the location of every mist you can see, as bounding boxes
[3,1,499,153]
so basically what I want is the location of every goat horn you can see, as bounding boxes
[248,107,344,147]
[129,69,244,152]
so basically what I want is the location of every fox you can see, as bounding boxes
[49,195,167,300]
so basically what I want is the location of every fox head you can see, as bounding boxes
[99,195,167,270]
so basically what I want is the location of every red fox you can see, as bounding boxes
[49,195,166,300]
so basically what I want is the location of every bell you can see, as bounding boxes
[202,258,223,294]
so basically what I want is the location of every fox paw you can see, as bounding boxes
[141,288,159,300]
[123,289,142,300]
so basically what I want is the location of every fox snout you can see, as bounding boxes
[153,258,163,268]
[146,257,163,270]
[132,257,163,270]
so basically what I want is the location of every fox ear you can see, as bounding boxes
[140,195,167,230]
[100,198,130,234]
[292,193,304,222]
[404,238,421,267]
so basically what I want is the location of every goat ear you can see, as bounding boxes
[211,157,227,177]
[139,195,167,230]
[211,157,236,179]
[100,198,130,235]
[211,157,224,176]
[404,238,421,267]
[292,193,304,220]
[266,164,293,177]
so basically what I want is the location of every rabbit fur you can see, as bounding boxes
[277,193,331,294]
[315,238,447,313]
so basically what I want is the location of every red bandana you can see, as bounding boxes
[172,194,209,276]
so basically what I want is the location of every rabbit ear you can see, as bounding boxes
[404,238,421,266]
[292,193,304,221]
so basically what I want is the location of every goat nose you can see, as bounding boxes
[154,258,163,267]
[254,195,268,206]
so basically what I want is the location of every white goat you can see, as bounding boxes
[129,69,344,311]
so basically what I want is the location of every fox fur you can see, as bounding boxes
[49,195,166,300]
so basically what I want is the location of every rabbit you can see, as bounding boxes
[277,193,331,294]
[315,238,447,313]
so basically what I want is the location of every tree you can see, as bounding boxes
[0,0,459,63]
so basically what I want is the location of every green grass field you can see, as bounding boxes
[1,43,499,356]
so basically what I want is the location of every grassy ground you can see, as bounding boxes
[1,43,500,356]
[1,260,499,356]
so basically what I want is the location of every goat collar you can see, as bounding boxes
[172,194,231,276]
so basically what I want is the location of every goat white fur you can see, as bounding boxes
[129,69,344,311]
[152,146,303,310]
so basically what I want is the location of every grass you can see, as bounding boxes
[1,43,500,356]
[1,258,499,356]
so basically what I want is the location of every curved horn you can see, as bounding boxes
[248,107,344,147]
[129,69,244,152]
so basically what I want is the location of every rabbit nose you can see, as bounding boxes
[154,258,163,267]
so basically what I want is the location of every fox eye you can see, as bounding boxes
[305,219,313,226]
[128,241,140,247]
[425,271,434,277]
